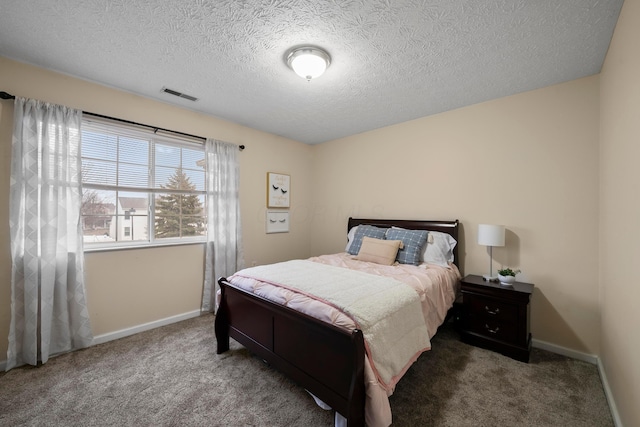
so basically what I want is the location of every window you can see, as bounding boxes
[81,119,206,248]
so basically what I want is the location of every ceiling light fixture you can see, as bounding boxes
[286,46,331,81]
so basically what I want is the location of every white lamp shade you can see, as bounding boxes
[478,224,505,247]
[287,47,331,80]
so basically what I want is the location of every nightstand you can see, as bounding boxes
[459,274,533,362]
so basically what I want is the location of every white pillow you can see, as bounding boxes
[422,231,457,267]
[345,226,358,252]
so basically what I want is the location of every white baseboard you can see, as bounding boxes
[532,338,623,426]
[597,359,624,427]
[532,338,598,364]
[0,310,203,372]
[92,309,202,345]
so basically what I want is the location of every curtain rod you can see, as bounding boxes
[0,91,245,151]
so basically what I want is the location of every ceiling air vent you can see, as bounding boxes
[161,87,198,102]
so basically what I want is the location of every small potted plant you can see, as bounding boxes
[497,268,521,285]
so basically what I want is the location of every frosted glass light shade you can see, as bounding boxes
[287,47,331,81]
[478,224,505,247]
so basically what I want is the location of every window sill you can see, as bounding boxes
[83,240,206,253]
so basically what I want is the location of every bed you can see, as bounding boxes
[215,218,461,426]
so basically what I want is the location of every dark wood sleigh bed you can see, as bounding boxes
[215,218,460,426]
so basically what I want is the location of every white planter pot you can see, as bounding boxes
[498,274,516,285]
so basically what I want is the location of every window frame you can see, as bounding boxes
[80,117,208,251]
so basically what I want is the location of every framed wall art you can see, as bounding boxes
[267,172,290,208]
[266,211,289,233]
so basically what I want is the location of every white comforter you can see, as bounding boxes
[226,253,461,427]
[233,259,430,388]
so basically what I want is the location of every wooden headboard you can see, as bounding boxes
[347,217,460,268]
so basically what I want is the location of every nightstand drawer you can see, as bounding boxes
[468,318,518,343]
[468,295,518,323]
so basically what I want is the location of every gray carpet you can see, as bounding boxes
[0,314,613,426]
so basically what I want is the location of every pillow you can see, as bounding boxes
[347,225,387,255]
[385,228,429,265]
[345,226,358,252]
[422,231,457,267]
[355,237,403,265]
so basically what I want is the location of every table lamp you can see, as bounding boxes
[478,224,505,281]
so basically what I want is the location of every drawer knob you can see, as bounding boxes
[485,306,500,315]
[485,324,500,334]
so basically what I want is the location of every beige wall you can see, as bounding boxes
[600,0,640,425]
[311,76,601,354]
[0,57,313,353]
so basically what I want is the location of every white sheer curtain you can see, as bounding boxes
[7,97,93,371]
[202,139,244,312]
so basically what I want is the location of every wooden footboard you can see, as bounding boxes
[215,278,366,426]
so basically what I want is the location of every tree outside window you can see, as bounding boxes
[155,168,205,238]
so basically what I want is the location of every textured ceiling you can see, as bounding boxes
[0,0,623,145]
